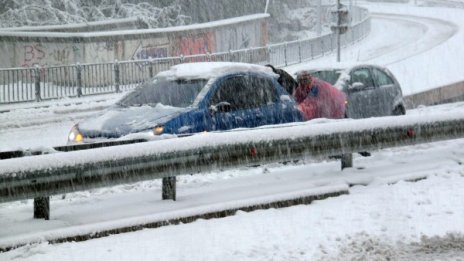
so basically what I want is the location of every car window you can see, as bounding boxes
[117,78,207,108]
[211,75,277,110]
[350,68,375,88]
[310,70,341,85]
[372,68,395,87]
[249,75,278,105]
[210,76,248,110]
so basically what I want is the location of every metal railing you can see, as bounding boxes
[0,15,370,104]
[1,112,464,219]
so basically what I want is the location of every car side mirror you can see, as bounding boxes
[348,82,364,92]
[209,101,232,113]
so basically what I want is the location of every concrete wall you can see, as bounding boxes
[0,14,269,68]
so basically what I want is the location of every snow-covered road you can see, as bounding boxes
[363,13,457,65]
[287,2,464,95]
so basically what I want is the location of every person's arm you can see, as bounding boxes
[293,85,307,103]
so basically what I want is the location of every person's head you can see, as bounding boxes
[296,71,312,86]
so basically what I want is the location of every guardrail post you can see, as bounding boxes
[34,65,41,102]
[341,153,353,170]
[76,63,82,97]
[298,41,302,63]
[162,177,176,200]
[114,60,120,93]
[33,196,50,220]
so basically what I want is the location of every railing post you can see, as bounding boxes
[207,52,211,62]
[162,177,176,200]
[310,42,314,59]
[228,49,234,62]
[34,65,41,102]
[341,153,353,170]
[180,55,185,64]
[148,60,154,79]
[331,34,334,52]
[298,41,302,63]
[33,196,50,220]
[284,43,288,66]
[321,39,324,55]
[76,63,82,97]
[114,60,120,93]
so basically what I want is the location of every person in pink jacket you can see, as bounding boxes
[293,71,346,121]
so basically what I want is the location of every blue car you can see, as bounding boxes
[68,62,304,143]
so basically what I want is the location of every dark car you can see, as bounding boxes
[305,64,406,118]
[68,62,304,143]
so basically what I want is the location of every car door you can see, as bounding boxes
[208,73,283,131]
[347,67,378,118]
[208,75,248,131]
[372,67,398,116]
[246,74,282,126]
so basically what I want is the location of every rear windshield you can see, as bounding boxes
[310,70,341,85]
[118,78,208,108]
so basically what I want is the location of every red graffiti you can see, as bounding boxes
[177,32,215,56]
[22,44,46,67]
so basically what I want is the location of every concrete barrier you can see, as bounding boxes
[404,81,464,108]
[0,14,269,68]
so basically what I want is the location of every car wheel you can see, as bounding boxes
[392,105,406,116]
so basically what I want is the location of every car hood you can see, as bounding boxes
[78,104,190,138]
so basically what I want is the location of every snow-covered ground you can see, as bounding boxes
[1,126,464,260]
[1,1,464,260]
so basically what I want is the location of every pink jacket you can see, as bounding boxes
[293,77,346,121]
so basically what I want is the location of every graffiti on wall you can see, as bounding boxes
[132,43,168,60]
[214,23,259,53]
[21,43,79,67]
[238,31,250,49]
[21,44,46,67]
[176,32,215,56]
[51,49,71,64]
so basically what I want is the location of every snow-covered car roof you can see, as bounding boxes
[297,62,386,73]
[156,62,277,80]
[294,62,390,89]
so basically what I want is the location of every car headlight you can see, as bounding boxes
[68,125,84,143]
[153,125,164,135]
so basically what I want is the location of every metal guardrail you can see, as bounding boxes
[1,113,463,219]
[0,15,371,104]
[0,139,148,160]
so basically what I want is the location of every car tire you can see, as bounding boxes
[392,105,406,116]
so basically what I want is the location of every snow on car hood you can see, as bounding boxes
[78,104,189,137]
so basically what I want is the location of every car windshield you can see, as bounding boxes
[117,78,208,108]
[310,70,342,85]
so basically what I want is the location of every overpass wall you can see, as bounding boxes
[0,14,269,68]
